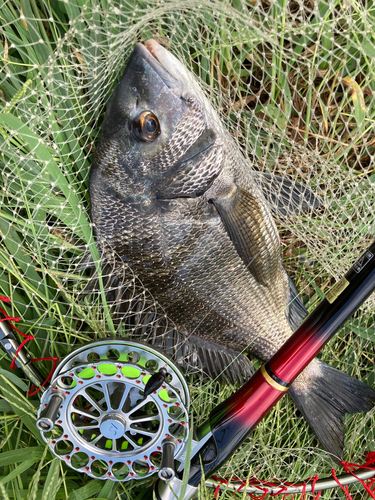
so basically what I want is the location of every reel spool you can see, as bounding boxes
[36,339,190,482]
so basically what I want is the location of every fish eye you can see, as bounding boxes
[133,111,160,142]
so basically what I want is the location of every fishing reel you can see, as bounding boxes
[36,339,190,482]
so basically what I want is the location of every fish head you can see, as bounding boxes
[90,40,223,202]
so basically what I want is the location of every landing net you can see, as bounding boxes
[0,1,375,498]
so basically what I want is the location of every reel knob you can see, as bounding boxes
[36,392,64,432]
[158,438,177,481]
[144,367,169,398]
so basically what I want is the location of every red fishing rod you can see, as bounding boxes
[180,241,375,491]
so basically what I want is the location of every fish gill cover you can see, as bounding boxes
[0,0,375,499]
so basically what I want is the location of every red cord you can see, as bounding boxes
[214,484,221,498]
[332,468,352,500]
[249,490,269,500]
[339,455,375,499]
[27,356,59,397]
[311,475,321,500]
[270,486,287,497]
[0,297,58,396]
[211,458,375,499]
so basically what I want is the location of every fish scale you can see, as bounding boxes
[90,40,375,460]
[100,203,234,342]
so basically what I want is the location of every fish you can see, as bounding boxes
[89,39,375,459]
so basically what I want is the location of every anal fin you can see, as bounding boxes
[155,332,254,385]
[285,274,308,331]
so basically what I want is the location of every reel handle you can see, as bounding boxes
[36,393,65,432]
[158,438,177,481]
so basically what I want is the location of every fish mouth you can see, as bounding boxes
[133,40,185,94]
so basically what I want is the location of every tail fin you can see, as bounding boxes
[289,360,375,461]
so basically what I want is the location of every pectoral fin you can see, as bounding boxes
[255,172,322,215]
[211,185,281,287]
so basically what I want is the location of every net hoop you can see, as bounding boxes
[207,468,375,496]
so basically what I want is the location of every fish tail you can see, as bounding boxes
[289,360,375,461]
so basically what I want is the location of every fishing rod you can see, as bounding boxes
[0,241,375,500]
[157,240,375,499]
[0,311,46,391]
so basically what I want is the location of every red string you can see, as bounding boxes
[0,307,24,335]
[214,481,222,498]
[9,335,33,370]
[283,494,295,500]
[339,456,375,499]
[211,459,375,499]
[311,475,321,500]
[27,357,59,396]
[332,469,352,500]
[270,486,287,497]
[367,476,375,496]
[211,476,297,499]
[248,490,269,500]
[341,453,375,471]
[0,297,58,396]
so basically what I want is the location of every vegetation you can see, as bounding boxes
[0,0,374,498]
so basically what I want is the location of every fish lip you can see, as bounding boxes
[133,42,181,92]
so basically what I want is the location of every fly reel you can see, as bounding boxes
[36,339,190,482]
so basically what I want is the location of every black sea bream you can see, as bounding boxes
[90,39,375,459]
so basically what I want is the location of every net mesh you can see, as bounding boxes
[1,0,375,498]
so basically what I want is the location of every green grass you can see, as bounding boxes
[0,0,375,498]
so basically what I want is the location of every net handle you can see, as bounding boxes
[206,468,375,496]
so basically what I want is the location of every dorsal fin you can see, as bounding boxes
[255,172,322,215]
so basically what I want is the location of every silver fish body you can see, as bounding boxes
[90,40,375,459]
[91,42,292,357]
